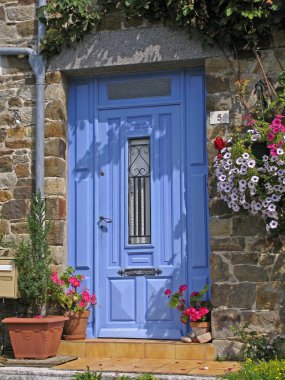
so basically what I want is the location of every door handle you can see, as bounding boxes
[98,216,112,230]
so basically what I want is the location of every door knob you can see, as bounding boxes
[98,216,112,230]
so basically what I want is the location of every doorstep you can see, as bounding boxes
[57,339,216,361]
[54,357,240,377]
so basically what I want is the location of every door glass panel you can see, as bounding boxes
[108,79,171,100]
[128,138,151,244]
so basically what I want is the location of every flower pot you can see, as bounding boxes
[2,315,68,359]
[190,321,211,337]
[63,310,90,340]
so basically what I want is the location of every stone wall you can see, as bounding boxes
[0,1,67,271]
[206,46,285,357]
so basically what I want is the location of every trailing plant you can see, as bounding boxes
[165,284,210,324]
[40,0,285,59]
[221,358,285,380]
[232,323,279,362]
[38,0,100,58]
[213,72,285,232]
[14,192,53,316]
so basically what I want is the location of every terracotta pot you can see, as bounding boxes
[2,315,68,359]
[63,310,90,340]
[190,321,211,337]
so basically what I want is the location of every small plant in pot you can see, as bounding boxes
[51,266,97,339]
[165,284,211,339]
[2,193,68,359]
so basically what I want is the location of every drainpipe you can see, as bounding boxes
[0,0,46,196]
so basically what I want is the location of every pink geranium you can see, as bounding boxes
[51,266,97,312]
[165,284,210,324]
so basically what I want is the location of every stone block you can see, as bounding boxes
[197,332,212,343]
[209,198,232,217]
[16,20,37,37]
[1,199,29,220]
[0,149,13,157]
[18,106,35,124]
[206,76,231,94]
[45,100,67,121]
[0,219,10,234]
[256,282,285,310]
[46,196,67,220]
[210,253,233,282]
[212,283,256,308]
[212,339,244,360]
[44,138,66,159]
[271,254,285,281]
[0,113,14,126]
[15,163,30,178]
[0,156,13,173]
[44,178,65,195]
[8,96,22,108]
[5,139,32,149]
[18,0,36,4]
[245,236,282,254]
[209,217,231,236]
[45,84,66,102]
[14,186,32,199]
[50,245,65,266]
[210,237,245,252]
[7,126,30,140]
[205,58,233,75]
[0,24,17,41]
[0,5,5,21]
[224,252,259,266]
[258,253,276,267]
[45,121,66,138]
[45,157,66,177]
[0,190,13,202]
[232,216,266,236]
[11,222,28,234]
[6,4,35,22]
[0,128,7,143]
[206,94,232,111]
[0,172,17,190]
[233,264,269,282]
[12,150,30,164]
[45,72,63,85]
[242,310,283,335]
[211,309,241,339]
[48,221,65,245]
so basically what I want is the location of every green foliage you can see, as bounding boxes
[38,0,100,58]
[137,374,157,380]
[73,367,102,380]
[41,0,285,58]
[222,359,285,380]
[232,323,279,362]
[14,192,53,316]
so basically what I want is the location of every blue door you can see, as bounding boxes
[68,71,210,339]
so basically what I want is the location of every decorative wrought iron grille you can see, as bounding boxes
[128,138,151,244]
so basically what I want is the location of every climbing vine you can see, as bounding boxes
[39,0,285,59]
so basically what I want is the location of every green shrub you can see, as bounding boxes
[232,323,279,362]
[221,359,285,380]
[137,375,157,380]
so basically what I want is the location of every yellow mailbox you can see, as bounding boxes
[0,257,19,299]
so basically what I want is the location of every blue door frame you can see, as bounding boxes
[68,69,210,339]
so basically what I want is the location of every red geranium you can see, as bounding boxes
[214,136,227,151]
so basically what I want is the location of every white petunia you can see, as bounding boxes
[219,175,226,182]
[247,159,256,168]
[269,220,278,229]
[262,156,269,162]
[236,157,243,165]
[239,180,247,187]
[268,204,276,212]
[224,152,231,159]
[254,203,262,211]
[277,148,284,155]
[243,202,250,209]
[251,176,259,183]
[232,204,240,212]
[242,153,250,160]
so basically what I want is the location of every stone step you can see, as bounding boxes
[57,339,216,361]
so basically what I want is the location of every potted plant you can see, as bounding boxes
[2,193,68,359]
[51,266,97,339]
[165,284,211,338]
